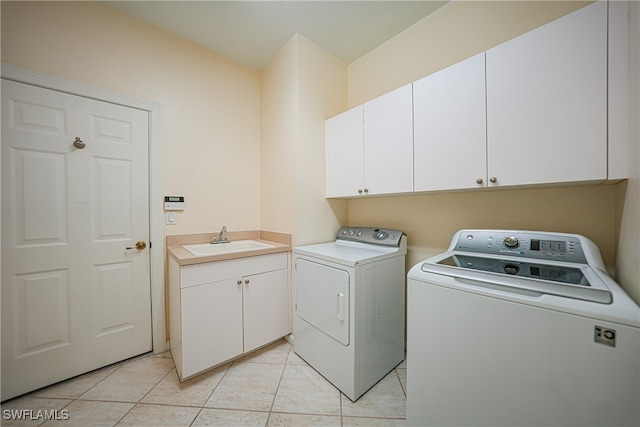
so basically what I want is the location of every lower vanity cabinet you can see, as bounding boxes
[169,252,290,380]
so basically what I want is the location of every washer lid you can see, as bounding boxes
[421,251,612,304]
[294,239,404,266]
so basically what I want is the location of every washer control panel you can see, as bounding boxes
[452,230,588,264]
[337,226,405,247]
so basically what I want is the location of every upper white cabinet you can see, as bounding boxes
[327,1,624,197]
[414,53,487,192]
[363,84,414,195]
[485,1,607,187]
[326,84,413,198]
[325,105,364,198]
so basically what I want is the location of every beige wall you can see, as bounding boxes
[349,185,618,274]
[348,1,591,106]
[346,1,640,302]
[1,1,262,236]
[260,37,299,237]
[615,0,640,303]
[261,34,348,246]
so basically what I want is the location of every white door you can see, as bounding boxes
[295,258,350,346]
[325,105,364,198]
[1,79,152,400]
[414,53,487,191]
[485,1,607,187]
[363,84,414,196]
[180,279,243,379]
[243,268,289,353]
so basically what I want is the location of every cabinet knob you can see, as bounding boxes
[358,189,363,194]
[244,279,250,285]
[489,177,498,183]
[237,280,242,285]
[476,178,484,185]
[363,188,369,193]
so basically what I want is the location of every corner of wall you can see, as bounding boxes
[615,0,640,304]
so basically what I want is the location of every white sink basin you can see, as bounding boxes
[184,240,276,256]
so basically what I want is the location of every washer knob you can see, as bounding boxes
[503,236,520,248]
[504,264,520,275]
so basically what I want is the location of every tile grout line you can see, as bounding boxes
[264,345,291,426]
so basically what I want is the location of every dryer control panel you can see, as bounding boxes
[337,226,405,247]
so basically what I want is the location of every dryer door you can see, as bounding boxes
[295,258,350,345]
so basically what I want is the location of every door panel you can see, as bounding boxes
[1,79,152,400]
[14,269,70,356]
[12,149,67,246]
[295,258,350,346]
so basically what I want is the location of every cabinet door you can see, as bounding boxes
[325,106,364,198]
[414,53,487,191]
[242,269,289,353]
[363,84,414,195]
[181,278,243,378]
[486,1,607,187]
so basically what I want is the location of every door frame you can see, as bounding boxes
[1,63,167,353]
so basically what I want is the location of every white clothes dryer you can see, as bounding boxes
[293,226,407,401]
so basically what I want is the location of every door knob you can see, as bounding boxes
[72,137,86,149]
[126,241,147,250]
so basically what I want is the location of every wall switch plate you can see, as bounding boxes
[167,212,176,225]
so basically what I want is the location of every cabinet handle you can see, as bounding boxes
[489,177,498,183]
[237,280,242,285]
[476,178,484,185]
[244,279,250,285]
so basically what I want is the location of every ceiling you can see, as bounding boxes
[105,1,448,70]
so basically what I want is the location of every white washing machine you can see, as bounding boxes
[407,229,640,427]
[293,226,407,401]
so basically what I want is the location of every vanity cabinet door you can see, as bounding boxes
[485,1,607,187]
[170,252,290,380]
[181,278,243,378]
[243,268,290,353]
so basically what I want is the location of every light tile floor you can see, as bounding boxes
[1,340,407,426]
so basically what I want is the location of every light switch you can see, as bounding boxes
[167,212,176,225]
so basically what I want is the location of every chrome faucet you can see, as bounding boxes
[211,225,230,244]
